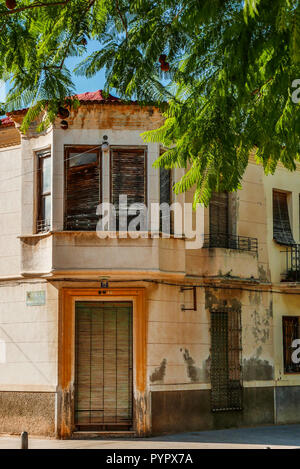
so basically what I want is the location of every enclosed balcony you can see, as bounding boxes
[186,233,259,279]
[19,231,186,277]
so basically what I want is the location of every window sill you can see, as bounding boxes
[53,230,186,240]
[18,231,52,239]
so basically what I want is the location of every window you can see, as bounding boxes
[209,192,229,236]
[64,146,101,231]
[273,190,294,245]
[110,147,147,230]
[208,191,231,247]
[283,316,300,373]
[37,151,51,233]
[210,310,243,411]
[159,167,173,233]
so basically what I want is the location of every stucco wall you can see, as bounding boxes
[0,281,58,390]
[0,145,21,277]
[147,284,274,390]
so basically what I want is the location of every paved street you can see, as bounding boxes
[0,424,300,449]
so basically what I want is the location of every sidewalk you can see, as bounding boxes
[0,424,300,449]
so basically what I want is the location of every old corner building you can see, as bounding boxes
[0,90,299,438]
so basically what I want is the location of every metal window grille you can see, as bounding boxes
[210,310,243,412]
[36,218,51,233]
[75,301,133,431]
[282,316,300,373]
[282,244,300,282]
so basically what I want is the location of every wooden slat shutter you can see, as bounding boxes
[64,148,100,231]
[160,168,171,206]
[75,301,133,430]
[209,192,230,247]
[111,148,146,229]
[159,168,173,233]
[209,192,229,235]
[273,191,295,245]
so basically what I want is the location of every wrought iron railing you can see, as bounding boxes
[36,219,51,233]
[281,244,300,282]
[203,233,258,253]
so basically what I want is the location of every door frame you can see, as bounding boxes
[58,288,148,438]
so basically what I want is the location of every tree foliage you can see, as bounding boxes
[0,0,299,204]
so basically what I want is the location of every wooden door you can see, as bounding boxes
[75,301,133,430]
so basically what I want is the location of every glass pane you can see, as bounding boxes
[42,194,51,222]
[69,152,98,168]
[42,156,51,193]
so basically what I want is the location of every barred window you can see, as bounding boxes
[210,310,243,411]
[283,316,300,373]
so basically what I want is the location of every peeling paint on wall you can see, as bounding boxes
[180,348,210,383]
[267,299,273,319]
[243,347,274,381]
[251,309,271,345]
[150,359,167,383]
[205,290,242,314]
[249,291,262,306]
[258,264,270,282]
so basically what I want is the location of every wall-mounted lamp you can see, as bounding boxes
[99,277,110,293]
[100,279,109,289]
[101,135,109,153]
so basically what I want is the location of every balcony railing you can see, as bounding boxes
[203,233,258,253]
[281,244,300,282]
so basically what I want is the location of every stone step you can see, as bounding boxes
[71,431,136,440]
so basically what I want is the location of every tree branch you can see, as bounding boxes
[252,77,274,97]
[58,0,97,70]
[115,0,128,40]
[0,0,71,17]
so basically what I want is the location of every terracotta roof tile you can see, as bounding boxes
[2,90,136,121]
[0,116,14,128]
[75,89,121,103]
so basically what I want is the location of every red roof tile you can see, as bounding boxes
[75,89,121,103]
[0,116,14,128]
[2,90,136,122]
